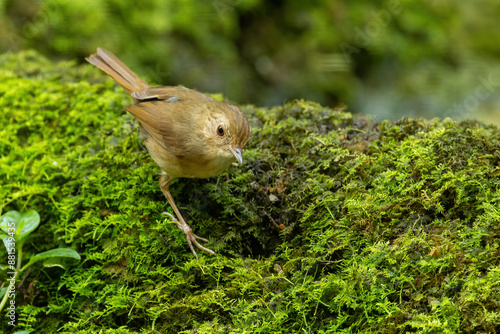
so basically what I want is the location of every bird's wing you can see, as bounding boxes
[131,86,215,103]
[126,99,194,156]
[125,86,217,157]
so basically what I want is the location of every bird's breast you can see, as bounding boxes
[176,154,235,179]
[144,136,234,179]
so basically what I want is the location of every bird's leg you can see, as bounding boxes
[159,174,216,259]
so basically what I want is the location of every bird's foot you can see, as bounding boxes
[162,212,216,259]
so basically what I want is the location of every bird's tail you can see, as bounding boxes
[86,48,149,94]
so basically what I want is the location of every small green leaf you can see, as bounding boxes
[0,210,40,245]
[23,248,80,271]
[0,231,15,254]
[0,287,6,299]
[17,210,40,240]
[0,211,21,234]
[0,264,8,270]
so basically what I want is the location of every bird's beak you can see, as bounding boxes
[229,146,243,165]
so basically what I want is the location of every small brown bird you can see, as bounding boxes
[86,48,252,258]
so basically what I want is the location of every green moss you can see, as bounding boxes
[1,50,500,333]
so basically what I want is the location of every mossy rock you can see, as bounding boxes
[1,50,500,333]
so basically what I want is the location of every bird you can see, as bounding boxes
[86,48,252,259]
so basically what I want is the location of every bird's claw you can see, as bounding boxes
[161,212,216,259]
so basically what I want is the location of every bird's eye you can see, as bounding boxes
[217,125,225,136]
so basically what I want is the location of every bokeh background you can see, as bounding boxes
[2,0,500,125]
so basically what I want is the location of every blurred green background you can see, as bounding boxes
[2,0,500,125]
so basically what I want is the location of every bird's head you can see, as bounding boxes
[204,102,252,166]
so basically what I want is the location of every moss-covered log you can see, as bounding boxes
[1,51,499,333]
